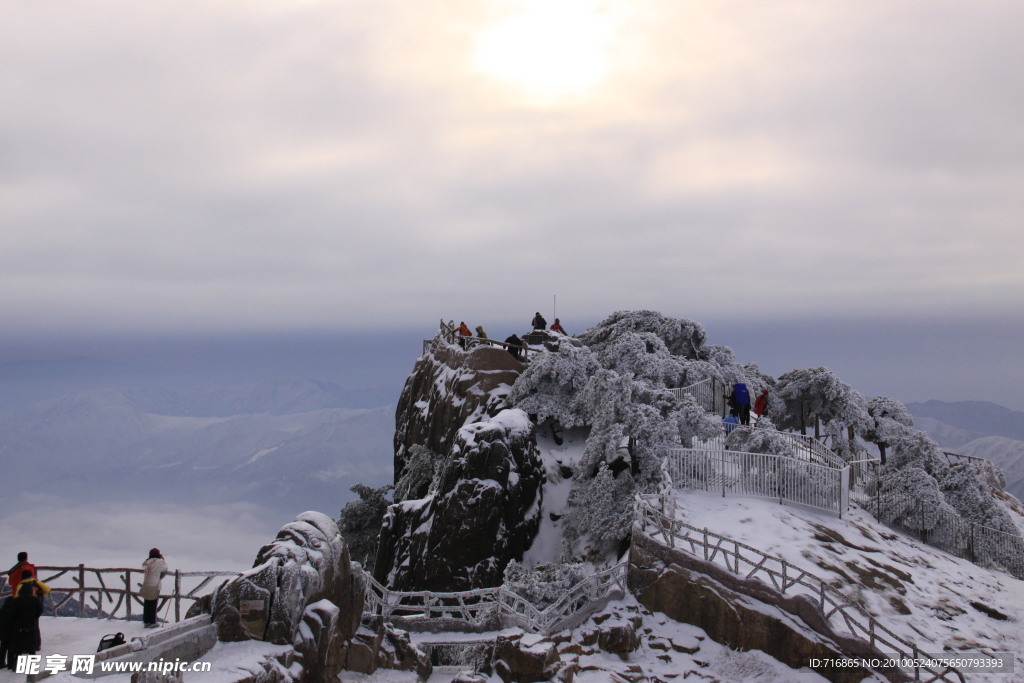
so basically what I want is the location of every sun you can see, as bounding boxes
[473,1,618,103]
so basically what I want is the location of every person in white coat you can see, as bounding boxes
[140,548,169,628]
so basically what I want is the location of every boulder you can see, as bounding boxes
[490,634,561,683]
[212,512,364,681]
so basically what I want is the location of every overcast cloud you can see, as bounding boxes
[2,1,1022,334]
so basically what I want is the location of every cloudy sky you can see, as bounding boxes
[2,1,1023,405]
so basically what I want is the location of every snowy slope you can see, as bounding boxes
[673,491,1024,679]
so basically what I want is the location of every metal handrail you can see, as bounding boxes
[664,448,850,517]
[854,479,1024,579]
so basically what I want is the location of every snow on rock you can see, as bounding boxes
[209,511,363,681]
[375,409,544,591]
[393,341,524,489]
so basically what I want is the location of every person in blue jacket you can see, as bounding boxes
[727,383,752,425]
[723,409,740,434]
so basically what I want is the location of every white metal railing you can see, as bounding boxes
[854,476,1024,580]
[846,457,881,492]
[633,494,964,683]
[664,448,850,517]
[358,562,627,635]
[0,566,241,623]
[767,431,847,469]
[669,377,725,416]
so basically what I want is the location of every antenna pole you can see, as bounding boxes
[553,294,557,321]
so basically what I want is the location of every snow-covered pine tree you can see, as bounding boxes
[862,396,915,464]
[774,367,870,446]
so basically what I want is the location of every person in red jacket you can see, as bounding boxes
[6,553,34,597]
[753,390,769,421]
[550,318,567,335]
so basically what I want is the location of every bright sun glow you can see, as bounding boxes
[473,1,618,104]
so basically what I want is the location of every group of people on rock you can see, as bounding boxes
[0,549,170,669]
[722,383,770,434]
[450,312,570,357]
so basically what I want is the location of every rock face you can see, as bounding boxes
[376,339,543,591]
[627,532,900,683]
[211,512,365,681]
[375,408,544,591]
[393,341,524,484]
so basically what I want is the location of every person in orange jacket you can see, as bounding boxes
[550,318,567,335]
[453,321,472,349]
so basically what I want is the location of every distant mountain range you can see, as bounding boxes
[0,377,395,519]
[907,400,1024,502]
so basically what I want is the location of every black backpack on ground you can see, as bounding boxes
[97,632,126,652]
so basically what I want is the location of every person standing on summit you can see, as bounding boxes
[453,321,472,349]
[531,312,547,330]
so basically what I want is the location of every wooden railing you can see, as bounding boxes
[358,561,627,635]
[0,566,241,623]
[634,494,964,682]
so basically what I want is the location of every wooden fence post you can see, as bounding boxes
[78,565,85,618]
[125,570,132,622]
[174,570,181,622]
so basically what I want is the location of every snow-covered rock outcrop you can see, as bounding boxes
[210,512,364,681]
[393,341,524,484]
[375,408,544,591]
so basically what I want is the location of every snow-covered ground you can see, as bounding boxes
[673,490,1024,679]
[1,599,830,683]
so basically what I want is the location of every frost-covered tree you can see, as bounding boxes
[337,483,393,571]
[574,369,719,482]
[578,310,707,359]
[596,333,685,386]
[873,428,1023,570]
[724,426,793,456]
[774,367,870,442]
[874,466,958,535]
[936,464,1018,535]
[502,561,587,609]
[510,311,738,563]
[393,445,440,502]
[862,396,915,464]
[508,340,600,428]
[561,462,636,560]
[885,430,947,475]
